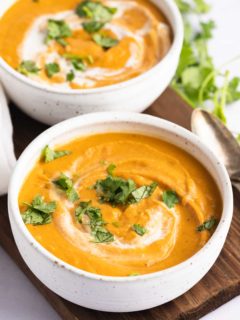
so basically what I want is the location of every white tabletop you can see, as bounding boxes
[0,0,240,318]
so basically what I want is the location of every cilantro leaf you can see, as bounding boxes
[130,182,158,203]
[107,163,116,176]
[194,0,210,13]
[92,33,119,48]
[75,201,114,243]
[162,190,179,208]
[45,19,72,46]
[132,224,147,236]
[226,77,240,103]
[66,70,75,82]
[45,63,60,78]
[42,145,71,162]
[63,54,87,71]
[21,195,56,225]
[198,20,215,40]
[53,173,79,202]
[82,21,105,33]
[196,217,217,232]
[76,0,117,23]
[18,60,40,76]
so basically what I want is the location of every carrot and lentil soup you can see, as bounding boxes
[0,0,172,89]
[18,133,221,276]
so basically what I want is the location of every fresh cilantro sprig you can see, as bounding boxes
[18,60,40,76]
[75,201,114,243]
[42,145,71,163]
[162,190,179,208]
[45,19,72,47]
[53,173,79,202]
[196,217,217,232]
[21,195,56,225]
[173,0,240,128]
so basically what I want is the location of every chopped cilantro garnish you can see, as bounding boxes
[76,0,117,34]
[45,19,72,46]
[196,217,217,232]
[93,175,136,206]
[82,21,105,33]
[93,172,157,206]
[75,201,114,243]
[92,33,119,49]
[53,173,79,202]
[106,163,116,176]
[76,0,117,22]
[66,70,75,82]
[131,182,158,203]
[21,195,56,225]
[63,54,87,71]
[45,63,60,78]
[162,190,179,208]
[132,224,147,236]
[18,60,40,76]
[42,145,71,162]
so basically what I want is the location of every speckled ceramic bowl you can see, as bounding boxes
[0,0,183,125]
[8,112,233,312]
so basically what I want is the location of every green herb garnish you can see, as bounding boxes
[92,33,119,48]
[162,190,179,208]
[21,195,56,225]
[17,60,40,76]
[131,182,158,203]
[63,54,87,71]
[45,19,72,46]
[93,175,136,206]
[93,174,157,206]
[76,0,117,22]
[132,224,147,236]
[42,145,71,162]
[75,201,114,243]
[196,217,217,232]
[45,62,60,78]
[66,70,75,82]
[106,163,116,176]
[82,21,105,33]
[53,173,79,202]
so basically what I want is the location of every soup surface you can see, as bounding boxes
[0,0,171,89]
[19,133,221,276]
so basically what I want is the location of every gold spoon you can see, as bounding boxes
[191,109,240,192]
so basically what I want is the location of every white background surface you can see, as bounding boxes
[0,0,240,319]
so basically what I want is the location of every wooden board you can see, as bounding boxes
[1,88,240,320]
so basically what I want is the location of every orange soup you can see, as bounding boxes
[18,133,222,276]
[0,0,172,89]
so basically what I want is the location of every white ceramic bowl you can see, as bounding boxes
[8,112,233,312]
[0,0,183,125]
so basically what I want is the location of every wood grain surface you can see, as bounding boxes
[0,88,240,320]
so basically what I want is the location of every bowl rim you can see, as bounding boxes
[8,112,233,282]
[0,0,183,95]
